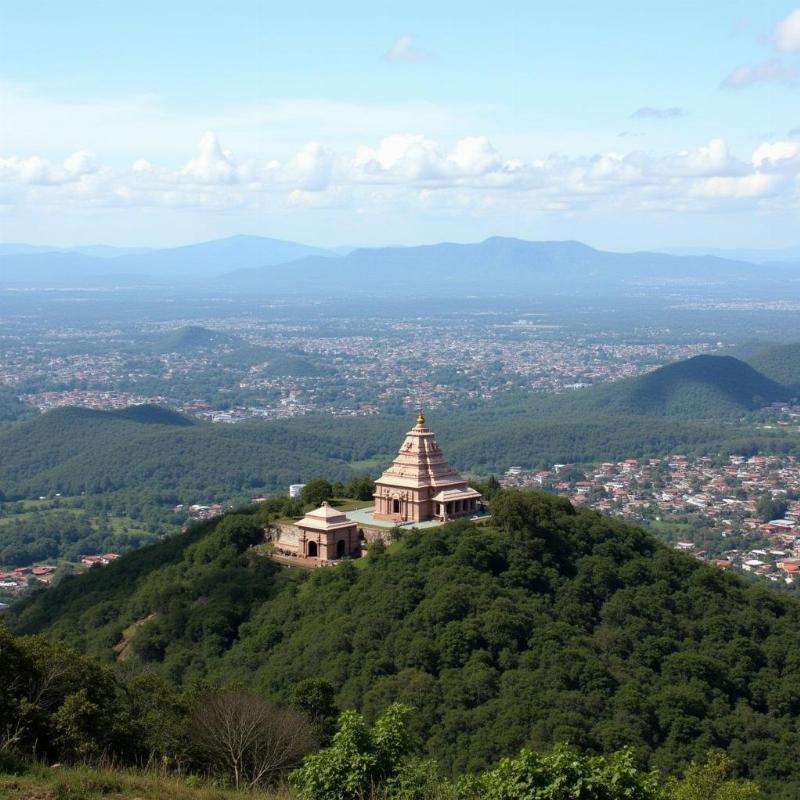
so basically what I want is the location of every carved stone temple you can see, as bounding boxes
[372,412,482,523]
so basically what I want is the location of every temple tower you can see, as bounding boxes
[373,412,482,523]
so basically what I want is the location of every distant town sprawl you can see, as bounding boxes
[504,444,800,586]
[0,292,723,420]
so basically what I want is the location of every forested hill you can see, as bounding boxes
[744,341,800,388]
[150,325,242,353]
[0,406,356,500]
[11,490,800,796]
[536,354,793,419]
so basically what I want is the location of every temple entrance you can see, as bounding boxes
[392,498,400,514]
[336,539,346,558]
[307,540,318,558]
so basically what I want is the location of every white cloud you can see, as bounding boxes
[63,150,98,176]
[773,8,800,53]
[630,107,685,120]
[2,132,798,218]
[181,132,239,184]
[385,34,434,62]
[721,58,798,89]
[752,140,800,167]
[689,173,787,199]
[285,142,334,191]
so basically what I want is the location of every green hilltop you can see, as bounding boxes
[744,341,800,389]
[151,325,241,353]
[541,354,792,420]
[9,490,800,797]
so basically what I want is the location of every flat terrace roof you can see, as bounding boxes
[346,506,491,530]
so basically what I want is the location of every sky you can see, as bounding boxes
[1,0,799,250]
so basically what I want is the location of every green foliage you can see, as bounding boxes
[344,476,375,501]
[455,744,662,800]
[668,752,760,800]
[0,407,356,502]
[0,387,29,424]
[302,479,334,507]
[745,342,800,388]
[0,620,188,765]
[756,493,788,523]
[10,491,800,793]
[290,703,417,800]
[289,678,340,744]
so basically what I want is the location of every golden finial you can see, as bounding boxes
[416,409,425,427]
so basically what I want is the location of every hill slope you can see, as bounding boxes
[0,406,356,500]
[540,354,791,419]
[151,325,242,353]
[12,491,800,794]
[744,341,800,389]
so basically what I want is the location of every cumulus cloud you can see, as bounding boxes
[1,132,798,217]
[752,140,800,167]
[721,58,798,89]
[773,8,800,53]
[385,35,434,62]
[181,132,239,183]
[630,107,685,120]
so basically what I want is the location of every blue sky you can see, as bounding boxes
[1,0,799,249]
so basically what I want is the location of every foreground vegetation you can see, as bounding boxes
[8,490,800,797]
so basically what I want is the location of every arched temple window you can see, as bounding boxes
[307,540,318,558]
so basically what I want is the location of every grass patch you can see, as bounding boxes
[348,456,390,472]
[0,763,290,800]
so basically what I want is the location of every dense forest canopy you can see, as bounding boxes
[10,490,800,798]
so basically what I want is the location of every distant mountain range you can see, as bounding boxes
[0,234,337,282]
[659,245,800,264]
[1,234,798,296]
[225,237,797,296]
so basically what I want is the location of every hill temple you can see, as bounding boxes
[272,413,483,564]
[373,412,482,523]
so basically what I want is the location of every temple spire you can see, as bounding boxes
[416,409,425,428]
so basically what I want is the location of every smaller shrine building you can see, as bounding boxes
[274,501,361,562]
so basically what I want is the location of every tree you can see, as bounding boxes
[455,744,663,800]
[668,751,759,800]
[190,691,315,789]
[291,703,416,800]
[302,479,334,507]
[756,493,788,523]
[289,678,339,745]
[345,477,375,501]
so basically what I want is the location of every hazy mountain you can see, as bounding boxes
[0,243,58,256]
[659,245,800,264]
[0,234,338,283]
[69,244,154,258]
[225,237,795,297]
